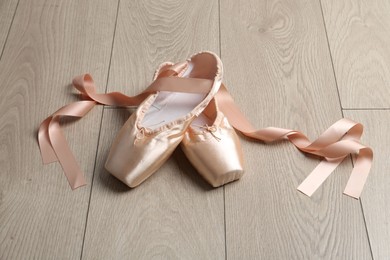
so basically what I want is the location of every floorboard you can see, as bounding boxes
[1,0,387,258]
[0,0,118,258]
[344,110,390,259]
[81,0,225,259]
[220,0,372,258]
[0,0,18,58]
[82,109,224,259]
[321,0,390,108]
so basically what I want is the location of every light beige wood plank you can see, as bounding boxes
[106,0,220,94]
[344,110,390,259]
[221,0,371,258]
[82,0,224,259]
[321,0,390,108]
[0,0,118,258]
[0,0,18,55]
[83,109,224,259]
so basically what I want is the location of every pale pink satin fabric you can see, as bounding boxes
[216,84,372,199]
[38,72,372,198]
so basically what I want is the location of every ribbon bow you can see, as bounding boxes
[195,124,221,141]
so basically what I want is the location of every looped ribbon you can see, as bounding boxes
[38,63,372,198]
[196,124,222,141]
[216,84,372,199]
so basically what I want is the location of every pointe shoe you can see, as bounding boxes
[105,52,223,187]
[180,98,244,187]
[152,61,245,187]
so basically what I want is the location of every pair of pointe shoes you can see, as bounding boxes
[105,52,244,188]
[38,51,372,198]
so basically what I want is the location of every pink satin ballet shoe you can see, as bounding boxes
[151,61,373,196]
[152,61,244,187]
[105,52,223,187]
[181,98,244,187]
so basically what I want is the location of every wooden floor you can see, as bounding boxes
[0,0,389,259]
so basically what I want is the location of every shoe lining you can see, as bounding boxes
[140,62,206,130]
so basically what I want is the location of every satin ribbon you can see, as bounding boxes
[38,67,372,198]
[38,68,214,189]
[216,84,372,199]
[158,64,373,198]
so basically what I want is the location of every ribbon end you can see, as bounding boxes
[342,191,360,200]
[343,188,361,200]
[42,156,58,165]
[71,182,87,190]
[297,186,314,197]
[70,177,87,190]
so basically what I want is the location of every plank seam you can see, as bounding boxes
[319,0,374,258]
[318,0,344,114]
[79,0,122,259]
[218,0,227,259]
[345,153,374,260]
[0,0,21,63]
[343,108,390,111]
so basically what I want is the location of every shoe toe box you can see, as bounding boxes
[182,119,244,187]
[105,113,184,188]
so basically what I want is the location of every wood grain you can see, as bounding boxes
[82,109,224,259]
[106,0,220,94]
[81,0,225,259]
[0,0,18,57]
[321,0,390,109]
[344,110,390,259]
[0,0,118,258]
[220,0,372,258]
[1,0,386,258]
